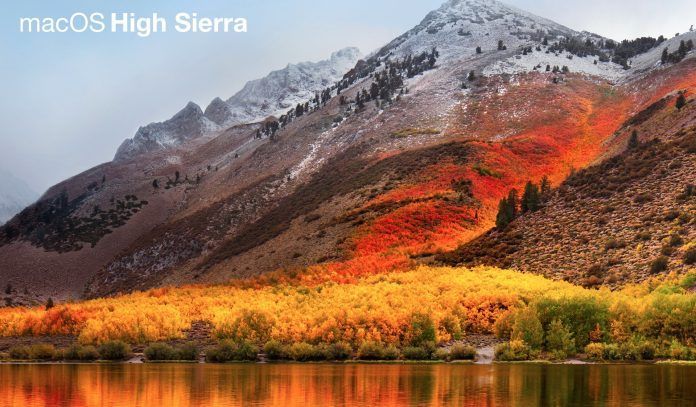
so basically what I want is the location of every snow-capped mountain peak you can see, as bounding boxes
[376,0,577,61]
[113,47,362,161]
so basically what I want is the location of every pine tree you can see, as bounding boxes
[476,46,482,54]
[521,181,540,213]
[661,48,669,64]
[467,70,476,81]
[507,189,519,219]
[540,176,551,202]
[45,297,54,310]
[628,130,639,149]
[498,40,506,51]
[152,179,159,189]
[495,198,511,229]
[4,283,12,295]
[676,93,686,110]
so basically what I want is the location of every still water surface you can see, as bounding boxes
[0,363,694,406]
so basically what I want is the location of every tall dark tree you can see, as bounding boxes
[45,297,54,310]
[507,189,519,219]
[496,197,512,229]
[152,179,159,189]
[540,176,551,202]
[661,48,669,64]
[521,181,541,213]
[676,93,686,110]
[476,46,482,54]
[628,130,640,149]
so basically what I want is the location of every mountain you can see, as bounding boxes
[114,47,362,161]
[221,47,362,126]
[0,169,36,225]
[114,102,218,161]
[1,0,695,302]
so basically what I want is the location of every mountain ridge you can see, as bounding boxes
[114,47,361,161]
[0,0,694,303]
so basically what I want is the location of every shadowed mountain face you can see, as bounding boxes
[0,170,37,225]
[1,0,695,303]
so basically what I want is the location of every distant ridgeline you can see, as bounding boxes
[257,48,440,140]
[0,180,148,253]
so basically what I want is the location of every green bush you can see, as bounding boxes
[495,340,532,361]
[327,342,352,361]
[357,341,385,360]
[77,345,100,361]
[383,345,400,360]
[449,344,476,360]
[29,344,57,360]
[63,344,98,361]
[356,341,399,360]
[263,340,289,360]
[584,343,605,360]
[668,340,694,360]
[401,346,431,360]
[206,340,258,362]
[176,342,199,361]
[602,344,621,360]
[144,343,178,361]
[511,307,544,349]
[545,319,575,359]
[288,342,327,361]
[432,348,451,361]
[534,296,609,349]
[98,340,132,360]
[9,346,30,360]
[409,313,437,346]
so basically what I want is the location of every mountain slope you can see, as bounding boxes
[1,0,695,302]
[438,81,696,286]
[114,48,361,161]
[0,170,36,225]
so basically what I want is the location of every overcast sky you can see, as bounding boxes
[1,0,694,193]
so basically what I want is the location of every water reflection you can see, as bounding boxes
[0,363,694,406]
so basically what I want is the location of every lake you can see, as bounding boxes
[0,363,694,406]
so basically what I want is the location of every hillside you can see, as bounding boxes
[1,0,695,304]
[438,88,696,286]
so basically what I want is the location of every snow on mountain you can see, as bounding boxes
[115,102,218,161]
[374,0,578,61]
[114,47,361,161]
[483,48,626,80]
[0,169,37,225]
[629,30,696,73]
[220,47,362,125]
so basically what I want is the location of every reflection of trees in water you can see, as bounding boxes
[0,364,692,406]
